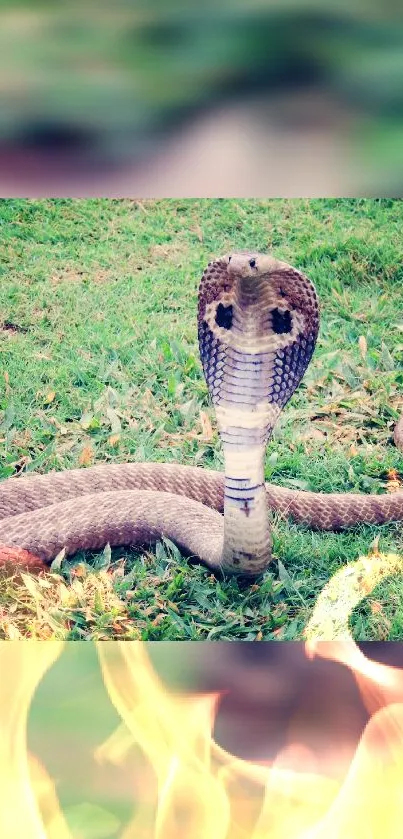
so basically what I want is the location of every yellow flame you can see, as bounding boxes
[0,640,69,838]
[1,639,403,838]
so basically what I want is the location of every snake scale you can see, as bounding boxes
[1,251,402,577]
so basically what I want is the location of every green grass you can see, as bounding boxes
[0,198,402,640]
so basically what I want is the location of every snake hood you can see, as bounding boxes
[198,250,320,445]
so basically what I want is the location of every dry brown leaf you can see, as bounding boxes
[152,614,166,626]
[199,410,214,441]
[34,352,52,361]
[142,388,153,406]
[369,535,381,556]
[44,390,56,405]
[2,621,22,639]
[299,427,326,443]
[21,573,43,600]
[193,224,204,242]
[106,406,122,434]
[108,434,121,447]
[72,563,89,579]
[369,601,383,615]
[349,444,358,457]
[79,446,94,467]
[358,335,367,359]
[13,429,32,448]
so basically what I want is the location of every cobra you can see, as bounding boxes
[1,252,402,577]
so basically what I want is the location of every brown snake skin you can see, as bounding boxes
[0,252,402,576]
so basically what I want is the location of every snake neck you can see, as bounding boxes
[222,442,271,575]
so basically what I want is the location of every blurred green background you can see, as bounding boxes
[1,2,403,194]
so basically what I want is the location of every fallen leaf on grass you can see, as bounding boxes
[106,406,122,434]
[1,621,22,639]
[369,535,381,556]
[152,614,166,626]
[21,573,43,600]
[358,335,367,359]
[192,224,204,242]
[108,434,120,447]
[72,563,88,578]
[44,391,56,405]
[381,342,395,371]
[199,410,214,441]
[298,426,326,444]
[13,429,32,448]
[79,446,94,466]
[80,410,96,430]
[3,371,10,396]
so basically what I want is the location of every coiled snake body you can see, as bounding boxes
[1,252,403,577]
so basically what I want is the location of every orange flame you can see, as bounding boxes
[1,639,403,838]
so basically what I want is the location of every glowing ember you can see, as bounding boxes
[0,640,402,838]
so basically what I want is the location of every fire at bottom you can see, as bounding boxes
[1,639,403,839]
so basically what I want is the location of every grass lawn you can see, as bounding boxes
[0,197,402,640]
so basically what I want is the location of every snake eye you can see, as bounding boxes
[228,255,232,262]
[215,303,233,330]
[249,258,256,268]
[272,308,292,334]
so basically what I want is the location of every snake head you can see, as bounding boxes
[198,251,320,444]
